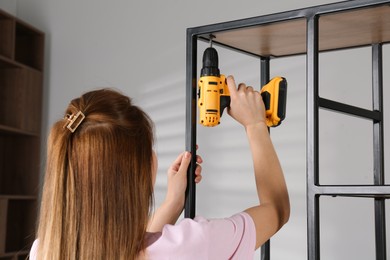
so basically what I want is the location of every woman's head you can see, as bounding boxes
[37,89,155,259]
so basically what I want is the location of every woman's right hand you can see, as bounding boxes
[226,76,267,129]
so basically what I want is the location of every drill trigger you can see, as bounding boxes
[220,96,231,117]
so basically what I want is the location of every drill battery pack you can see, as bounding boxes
[260,77,287,127]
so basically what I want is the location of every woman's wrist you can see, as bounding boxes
[147,197,184,232]
[245,121,268,133]
[163,195,185,215]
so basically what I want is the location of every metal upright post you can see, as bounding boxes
[372,43,386,260]
[184,30,198,219]
[261,57,270,86]
[260,57,271,260]
[306,14,320,260]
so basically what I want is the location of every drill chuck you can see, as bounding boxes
[201,47,220,77]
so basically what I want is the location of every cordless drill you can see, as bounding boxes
[198,47,287,127]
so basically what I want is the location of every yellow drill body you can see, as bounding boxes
[198,75,287,127]
[197,46,288,128]
[198,75,228,127]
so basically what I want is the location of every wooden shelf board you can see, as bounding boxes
[0,124,39,137]
[0,54,43,73]
[0,250,29,258]
[0,56,19,69]
[202,5,390,57]
[0,195,36,200]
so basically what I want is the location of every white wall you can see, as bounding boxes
[1,0,389,259]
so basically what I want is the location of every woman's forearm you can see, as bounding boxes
[147,199,183,232]
[246,122,290,225]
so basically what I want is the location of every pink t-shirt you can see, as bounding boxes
[30,212,256,259]
[146,212,256,259]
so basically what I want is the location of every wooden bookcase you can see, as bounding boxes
[0,8,44,260]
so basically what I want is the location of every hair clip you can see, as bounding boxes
[65,111,85,133]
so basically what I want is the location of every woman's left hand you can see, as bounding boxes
[148,148,203,232]
[166,149,203,208]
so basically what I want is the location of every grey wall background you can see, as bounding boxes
[1,0,389,259]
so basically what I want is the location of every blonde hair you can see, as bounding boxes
[36,89,154,259]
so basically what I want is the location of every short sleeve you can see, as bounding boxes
[29,239,38,260]
[146,212,256,260]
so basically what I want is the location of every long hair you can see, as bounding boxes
[36,89,154,259]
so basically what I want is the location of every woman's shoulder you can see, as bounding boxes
[156,212,253,239]
[146,212,256,260]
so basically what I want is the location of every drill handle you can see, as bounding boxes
[220,96,231,117]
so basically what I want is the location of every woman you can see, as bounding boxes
[31,76,289,259]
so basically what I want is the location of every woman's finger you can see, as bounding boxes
[178,152,191,173]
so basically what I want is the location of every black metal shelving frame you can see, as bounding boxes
[184,1,390,259]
